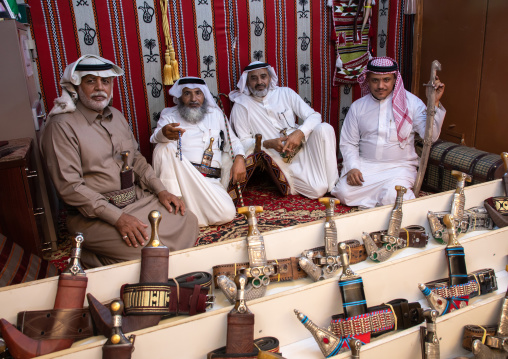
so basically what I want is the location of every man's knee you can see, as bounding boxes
[312,122,335,139]
[330,178,348,202]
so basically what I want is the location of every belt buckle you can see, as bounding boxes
[205,294,215,309]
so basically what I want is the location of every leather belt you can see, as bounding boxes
[121,271,213,317]
[17,308,94,340]
[330,299,424,338]
[428,207,494,244]
[16,272,213,341]
[462,324,498,351]
[102,185,136,209]
[485,197,508,228]
[207,337,281,359]
[213,240,367,288]
[425,268,498,300]
[191,162,222,179]
[369,225,428,248]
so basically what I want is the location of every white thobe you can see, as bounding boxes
[331,91,446,208]
[230,87,339,198]
[151,106,245,227]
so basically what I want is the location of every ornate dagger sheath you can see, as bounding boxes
[420,309,440,359]
[444,214,468,286]
[299,198,340,281]
[338,242,367,318]
[217,206,275,304]
[226,274,254,354]
[120,151,133,189]
[450,170,472,228]
[294,310,343,358]
[383,185,406,243]
[0,234,88,358]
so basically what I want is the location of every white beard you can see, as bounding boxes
[248,85,268,98]
[177,99,208,124]
[78,87,113,113]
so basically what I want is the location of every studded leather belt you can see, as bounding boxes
[212,240,368,288]
[191,162,222,178]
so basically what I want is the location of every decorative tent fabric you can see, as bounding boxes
[27,0,407,160]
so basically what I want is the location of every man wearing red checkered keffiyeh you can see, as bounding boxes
[331,57,446,208]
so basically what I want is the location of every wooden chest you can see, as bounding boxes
[423,139,504,192]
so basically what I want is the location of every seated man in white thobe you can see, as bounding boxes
[229,61,339,199]
[151,77,246,227]
[331,57,446,208]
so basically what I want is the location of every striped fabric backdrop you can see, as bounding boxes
[27,0,407,159]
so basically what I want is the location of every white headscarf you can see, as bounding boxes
[229,61,278,101]
[168,77,218,109]
[48,55,124,117]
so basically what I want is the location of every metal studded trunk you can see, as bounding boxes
[422,140,503,192]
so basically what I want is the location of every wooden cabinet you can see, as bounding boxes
[0,19,57,251]
[0,138,45,256]
[417,0,508,153]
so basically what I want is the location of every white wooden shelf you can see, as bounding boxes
[0,180,505,358]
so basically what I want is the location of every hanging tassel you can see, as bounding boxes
[163,50,174,85]
[170,48,179,81]
[160,0,179,85]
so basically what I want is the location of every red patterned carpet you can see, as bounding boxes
[47,178,356,270]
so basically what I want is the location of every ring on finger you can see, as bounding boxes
[123,235,128,239]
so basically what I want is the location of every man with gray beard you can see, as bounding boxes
[151,77,246,227]
[229,61,339,199]
[41,55,199,268]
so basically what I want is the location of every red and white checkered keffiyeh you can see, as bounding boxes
[358,57,412,147]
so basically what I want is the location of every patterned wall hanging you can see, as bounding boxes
[27,0,407,160]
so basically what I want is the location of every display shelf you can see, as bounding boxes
[0,180,505,359]
[38,230,507,358]
[0,180,503,322]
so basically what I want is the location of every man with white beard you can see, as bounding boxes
[151,77,246,227]
[41,55,199,268]
[229,61,339,199]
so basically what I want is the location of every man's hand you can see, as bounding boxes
[433,75,445,107]
[162,123,185,141]
[230,155,247,183]
[115,213,148,248]
[158,190,186,215]
[346,168,364,186]
[282,129,304,154]
[263,137,287,152]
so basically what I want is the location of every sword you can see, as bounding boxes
[226,274,254,354]
[299,198,341,281]
[450,170,472,229]
[414,60,442,198]
[420,309,440,359]
[217,206,275,304]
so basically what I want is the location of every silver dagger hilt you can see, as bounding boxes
[382,185,406,243]
[107,300,134,346]
[350,338,362,358]
[319,197,340,273]
[233,273,249,314]
[294,309,343,357]
[450,170,472,227]
[443,214,460,247]
[421,309,440,359]
[62,233,86,276]
[339,242,358,280]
